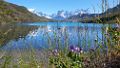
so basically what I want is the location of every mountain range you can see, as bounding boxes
[29,9,89,21]
[30,3,120,23]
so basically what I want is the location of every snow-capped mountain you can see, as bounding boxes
[52,9,89,20]
[51,10,66,20]
[28,9,89,20]
[28,9,52,19]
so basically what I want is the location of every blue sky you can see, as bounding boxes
[5,0,117,15]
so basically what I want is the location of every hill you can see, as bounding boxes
[67,4,120,23]
[0,0,50,24]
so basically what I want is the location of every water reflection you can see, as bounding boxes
[0,22,116,51]
[0,24,37,46]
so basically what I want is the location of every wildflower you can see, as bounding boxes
[69,45,75,52]
[52,49,59,56]
[74,46,81,52]
[69,45,83,53]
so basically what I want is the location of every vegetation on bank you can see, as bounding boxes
[48,22,120,68]
[48,0,120,68]
[0,23,119,68]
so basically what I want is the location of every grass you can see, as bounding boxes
[0,22,119,68]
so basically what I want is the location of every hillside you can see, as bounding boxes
[66,13,97,22]
[0,0,50,24]
[67,4,120,23]
[81,4,120,23]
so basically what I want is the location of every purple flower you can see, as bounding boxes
[69,45,83,53]
[74,46,81,52]
[52,49,59,56]
[69,45,75,52]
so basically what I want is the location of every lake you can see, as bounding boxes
[0,22,116,51]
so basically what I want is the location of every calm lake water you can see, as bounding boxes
[0,22,116,51]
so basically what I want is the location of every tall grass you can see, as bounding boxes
[49,0,120,68]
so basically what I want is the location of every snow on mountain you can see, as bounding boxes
[52,9,89,20]
[28,9,52,19]
[57,10,66,18]
[28,9,89,20]
[52,10,66,20]
[28,9,35,12]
